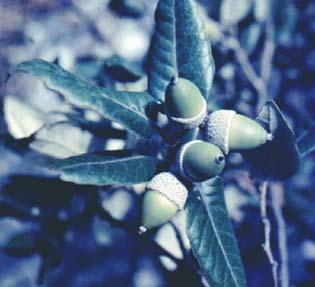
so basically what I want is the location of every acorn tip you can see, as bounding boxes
[138,225,147,235]
[266,133,273,141]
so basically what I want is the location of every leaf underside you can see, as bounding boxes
[148,0,214,101]
[186,177,247,287]
[13,59,154,138]
[243,100,300,180]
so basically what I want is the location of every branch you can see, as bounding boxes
[271,183,289,287]
[259,181,279,287]
[206,19,264,94]
[212,19,274,112]
[260,21,275,85]
[258,18,276,111]
[223,36,265,92]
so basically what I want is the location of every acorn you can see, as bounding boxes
[139,172,188,233]
[203,110,273,154]
[165,77,207,129]
[177,140,225,182]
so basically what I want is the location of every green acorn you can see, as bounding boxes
[177,140,225,182]
[203,110,273,154]
[165,77,207,129]
[139,172,188,233]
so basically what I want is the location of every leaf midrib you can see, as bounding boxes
[59,156,151,170]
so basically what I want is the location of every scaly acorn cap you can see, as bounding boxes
[203,110,273,154]
[165,77,207,129]
[140,172,188,232]
[177,140,225,182]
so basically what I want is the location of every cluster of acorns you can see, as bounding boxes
[139,77,273,234]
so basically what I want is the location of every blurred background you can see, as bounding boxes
[0,0,315,286]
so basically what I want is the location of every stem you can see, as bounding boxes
[259,181,279,287]
[271,184,289,287]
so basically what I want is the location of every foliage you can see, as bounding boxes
[0,0,315,286]
[186,178,247,287]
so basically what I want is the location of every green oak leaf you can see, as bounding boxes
[13,59,155,138]
[243,101,300,180]
[148,0,214,101]
[186,177,247,287]
[51,152,159,186]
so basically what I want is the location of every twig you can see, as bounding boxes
[271,183,289,287]
[258,18,276,111]
[214,19,275,112]
[224,36,265,93]
[207,20,265,96]
[259,181,279,287]
[260,21,275,85]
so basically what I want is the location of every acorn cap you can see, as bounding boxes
[203,110,236,154]
[146,172,188,209]
[177,140,225,182]
[165,77,207,128]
